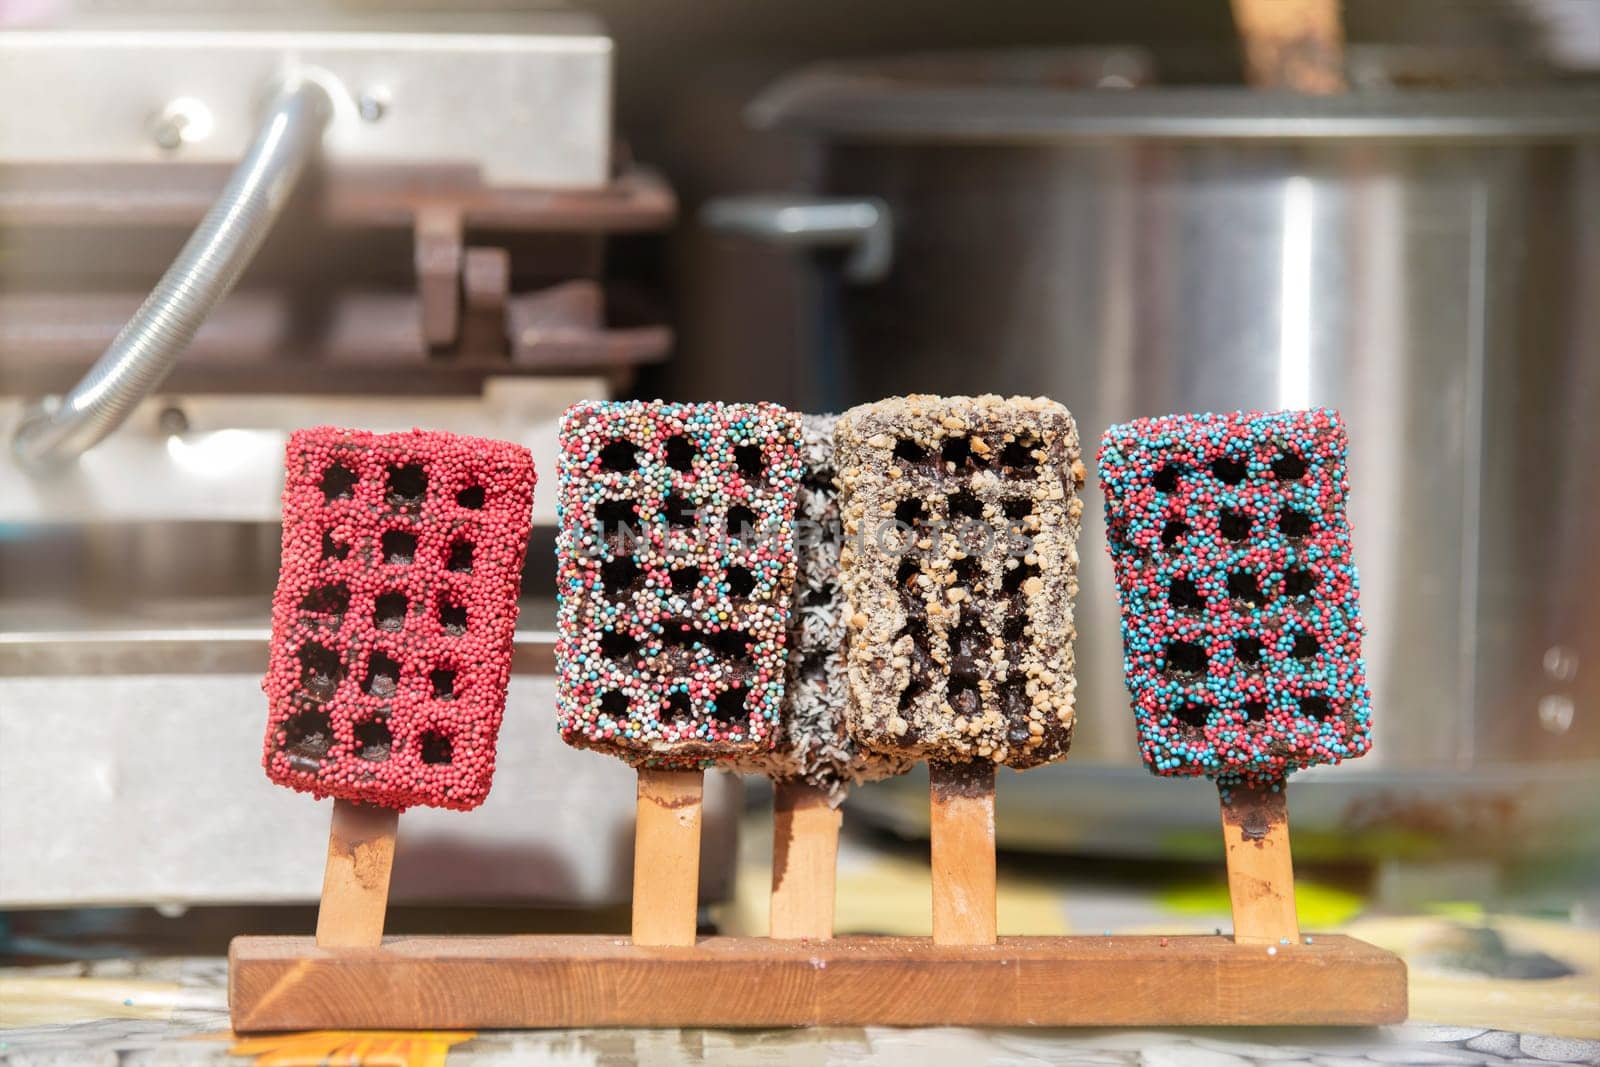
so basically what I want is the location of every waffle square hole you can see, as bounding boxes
[1168,577,1203,612]
[281,708,332,766]
[713,686,748,722]
[298,642,343,700]
[999,438,1039,474]
[947,676,981,717]
[735,444,765,481]
[601,556,641,596]
[321,531,350,561]
[1002,613,1027,643]
[381,530,417,565]
[726,565,755,598]
[895,498,930,527]
[948,621,988,681]
[709,629,753,659]
[893,438,927,464]
[1291,633,1320,660]
[596,498,640,535]
[385,464,427,507]
[947,490,984,521]
[1279,507,1313,538]
[1002,560,1041,594]
[951,554,982,591]
[941,435,979,470]
[670,565,701,595]
[1211,457,1247,485]
[599,440,639,473]
[999,682,1031,724]
[664,435,696,472]
[363,652,400,697]
[353,718,392,762]
[600,629,640,660]
[320,464,357,501]
[439,599,468,636]
[663,494,698,528]
[456,484,486,509]
[447,541,474,573]
[373,591,407,632]
[1220,508,1252,542]
[419,731,453,765]
[726,505,757,538]
[430,667,458,700]
[1227,571,1267,606]
[298,582,349,619]
[1300,696,1334,719]
[1272,452,1307,481]
[1284,568,1319,597]
[1165,640,1207,676]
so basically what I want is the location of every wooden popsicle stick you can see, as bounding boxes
[1220,781,1301,945]
[1230,0,1347,94]
[632,767,704,946]
[314,798,399,949]
[928,760,997,946]
[769,779,843,940]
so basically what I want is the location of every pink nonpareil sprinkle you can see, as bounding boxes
[260,427,535,811]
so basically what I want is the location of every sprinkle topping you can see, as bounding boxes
[554,400,804,769]
[1098,408,1373,786]
[835,394,1085,771]
[261,427,535,811]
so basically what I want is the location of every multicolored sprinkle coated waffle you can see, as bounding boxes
[1099,408,1373,786]
[555,400,804,768]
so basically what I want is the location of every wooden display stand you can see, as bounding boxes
[229,773,1406,1031]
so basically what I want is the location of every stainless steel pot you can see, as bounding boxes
[704,54,1600,850]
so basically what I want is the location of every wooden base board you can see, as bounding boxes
[230,933,1406,1031]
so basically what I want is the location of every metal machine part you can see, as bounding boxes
[0,16,612,187]
[700,50,1600,851]
[0,12,675,515]
[0,380,602,527]
[699,197,893,283]
[12,76,335,470]
[0,17,685,906]
[2,14,623,469]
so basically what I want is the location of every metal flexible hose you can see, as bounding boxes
[11,75,335,472]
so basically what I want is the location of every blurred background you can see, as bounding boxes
[1,0,1598,1044]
